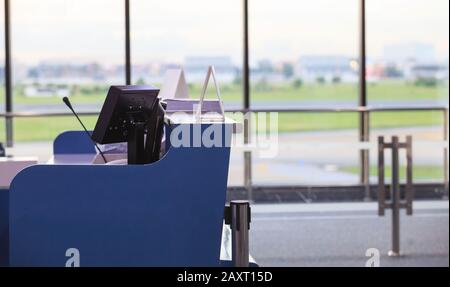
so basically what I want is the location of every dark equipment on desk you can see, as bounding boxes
[0,142,5,157]
[92,85,165,165]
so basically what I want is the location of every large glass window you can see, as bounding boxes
[249,0,360,185]
[366,0,448,183]
[11,0,125,124]
[249,0,359,108]
[1,0,447,185]
[131,0,242,109]
[131,0,243,185]
[367,0,449,106]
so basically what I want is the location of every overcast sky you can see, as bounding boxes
[3,0,449,65]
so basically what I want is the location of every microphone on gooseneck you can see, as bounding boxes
[62,97,108,164]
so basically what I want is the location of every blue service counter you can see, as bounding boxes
[0,122,244,267]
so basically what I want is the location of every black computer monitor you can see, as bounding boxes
[92,85,165,165]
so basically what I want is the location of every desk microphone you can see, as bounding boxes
[62,97,107,163]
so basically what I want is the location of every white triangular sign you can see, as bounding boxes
[159,68,189,99]
[196,66,225,122]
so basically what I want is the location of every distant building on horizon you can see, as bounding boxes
[24,85,71,98]
[16,62,124,85]
[296,55,358,83]
[381,43,448,81]
[183,56,237,83]
[404,62,448,82]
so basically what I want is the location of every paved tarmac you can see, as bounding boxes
[250,201,449,267]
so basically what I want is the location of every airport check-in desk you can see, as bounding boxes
[0,118,249,267]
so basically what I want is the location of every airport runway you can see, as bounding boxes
[250,201,449,267]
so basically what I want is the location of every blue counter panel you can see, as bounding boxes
[9,124,233,267]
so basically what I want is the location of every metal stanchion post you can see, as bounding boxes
[378,135,413,257]
[244,151,253,202]
[405,136,413,215]
[362,111,371,201]
[444,109,449,200]
[243,112,253,203]
[378,136,385,215]
[229,201,250,267]
[389,136,401,257]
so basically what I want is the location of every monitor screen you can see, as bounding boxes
[92,85,160,145]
